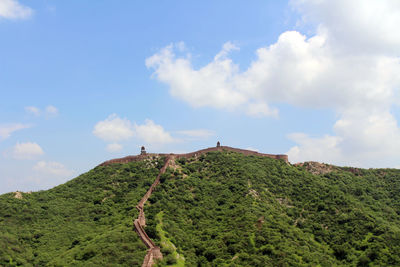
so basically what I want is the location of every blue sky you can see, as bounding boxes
[1,0,400,193]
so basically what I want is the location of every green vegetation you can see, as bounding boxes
[2,151,400,266]
[155,211,185,267]
[146,152,400,266]
[0,158,164,266]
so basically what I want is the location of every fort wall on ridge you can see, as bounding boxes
[99,144,288,166]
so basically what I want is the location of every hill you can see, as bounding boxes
[0,157,165,266]
[1,147,400,266]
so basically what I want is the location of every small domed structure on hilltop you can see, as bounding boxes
[217,141,221,147]
[141,146,146,155]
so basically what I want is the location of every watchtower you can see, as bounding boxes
[217,141,221,147]
[141,146,146,155]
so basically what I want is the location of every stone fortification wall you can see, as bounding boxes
[99,154,156,166]
[173,146,288,162]
[134,156,171,267]
[99,146,288,167]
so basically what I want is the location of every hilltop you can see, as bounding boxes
[1,146,400,266]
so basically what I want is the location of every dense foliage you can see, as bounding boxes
[2,151,400,266]
[146,152,400,266]
[0,158,164,266]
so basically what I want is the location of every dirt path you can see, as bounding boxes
[134,156,171,267]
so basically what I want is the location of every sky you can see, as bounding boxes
[1,0,400,194]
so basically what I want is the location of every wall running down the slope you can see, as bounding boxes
[134,156,171,267]
[101,145,287,266]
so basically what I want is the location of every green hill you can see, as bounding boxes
[0,157,165,266]
[1,150,400,266]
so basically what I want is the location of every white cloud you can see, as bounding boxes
[106,143,123,153]
[25,106,40,116]
[25,105,59,118]
[135,119,176,145]
[0,123,30,140]
[176,129,215,139]
[146,0,400,167]
[284,0,400,167]
[33,161,73,177]
[246,102,278,118]
[146,43,248,112]
[147,32,400,113]
[45,105,59,117]
[287,133,342,164]
[290,0,400,55]
[93,114,135,142]
[214,41,239,61]
[0,0,33,20]
[288,109,400,167]
[93,115,177,151]
[12,142,44,160]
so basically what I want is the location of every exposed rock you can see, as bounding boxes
[168,155,182,171]
[276,197,294,208]
[248,189,259,199]
[256,216,265,229]
[294,208,305,226]
[295,161,337,175]
[14,191,23,199]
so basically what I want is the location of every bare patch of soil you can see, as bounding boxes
[256,216,265,229]
[276,197,294,208]
[295,161,337,175]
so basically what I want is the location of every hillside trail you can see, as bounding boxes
[134,155,171,267]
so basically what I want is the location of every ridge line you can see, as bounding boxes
[99,146,288,166]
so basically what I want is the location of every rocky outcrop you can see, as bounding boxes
[294,161,337,175]
[14,191,23,199]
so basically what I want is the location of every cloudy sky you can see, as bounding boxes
[1,0,400,193]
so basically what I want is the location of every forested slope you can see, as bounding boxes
[0,157,165,266]
[1,150,400,266]
[145,152,400,266]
